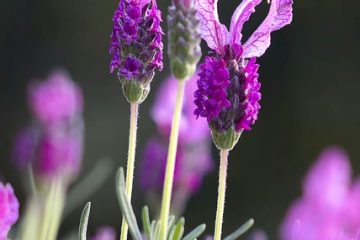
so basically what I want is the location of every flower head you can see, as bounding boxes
[194,0,293,149]
[168,0,202,80]
[0,182,19,239]
[110,0,163,103]
[14,70,84,182]
[280,147,360,240]
[29,70,83,125]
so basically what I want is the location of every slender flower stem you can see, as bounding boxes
[120,103,139,240]
[159,80,186,240]
[214,149,229,240]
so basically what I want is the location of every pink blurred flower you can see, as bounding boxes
[280,147,360,240]
[90,226,116,240]
[0,182,19,240]
[151,74,209,143]
[29,70,83,125]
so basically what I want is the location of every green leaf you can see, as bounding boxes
[142,206,152,240]
[182,224,206,240]
[173,218,185,240]
[168,215,176,232]
[115,167,143,240]
[223,218,254,240]
[78,202,91,240]
[153,221,161,240]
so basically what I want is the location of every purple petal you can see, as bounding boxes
[243,0,293,58]
[229,0,262,44]
[194,0,229,52]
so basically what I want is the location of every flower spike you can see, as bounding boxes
[194,0,293,150]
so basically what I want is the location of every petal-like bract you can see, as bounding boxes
[243,0,293,58]
[194,0,229,52]
[229,0,262,44]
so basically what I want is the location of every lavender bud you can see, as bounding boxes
[168,0,201,80]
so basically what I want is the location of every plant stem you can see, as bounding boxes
[38,178,65,240]
[120,103,139,240]
[214,149,229,240]
[159,80,186,240]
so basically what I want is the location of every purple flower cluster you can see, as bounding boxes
[139,74,213,213]
[13,70,84,181]
[280,147,360,240]
[194,0,293,133]
[0,182,19,239]
[110,0,163,83]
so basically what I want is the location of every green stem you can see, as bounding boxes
[39,178,65,240]
[159,80,186,240]
[120,103,139,240]
[214,149,229,240]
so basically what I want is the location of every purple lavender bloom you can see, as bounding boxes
[110,0,163,83]
[0,182,19,239]
[13,70,84,181]
[90,226,116,240]
[29,70,83,125]
[280,147,360,240]
[194,0,293,135]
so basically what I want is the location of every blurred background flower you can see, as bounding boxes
[280,147,360,240]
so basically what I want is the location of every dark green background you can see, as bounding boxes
[1,0,360,238]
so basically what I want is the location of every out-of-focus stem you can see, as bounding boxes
[120,103,139,240]
[159,80,186,240]
[214,149,229,240]
[38,178,65,240]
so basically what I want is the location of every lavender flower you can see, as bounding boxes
[29,70,83,125]
[139,75,213,213]
[194,0,293,149]
[110,0,163,103]
[90,226,116,240]
[13,70,84,181]
[0,182,19,239]
[280,147,360,240]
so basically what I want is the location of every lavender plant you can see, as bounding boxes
[3,0,295,239]
[110,0,163,238]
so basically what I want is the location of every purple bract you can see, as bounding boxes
[194,0,293,132]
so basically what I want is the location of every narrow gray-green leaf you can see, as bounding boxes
[168,215,176,232]
[142,206,152,240]
[182,224,206,240]
[153,221,161,240]
[78,202,91,240]
[173,218,185,240]
[223,219,254,240]
[115,167,142,240]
